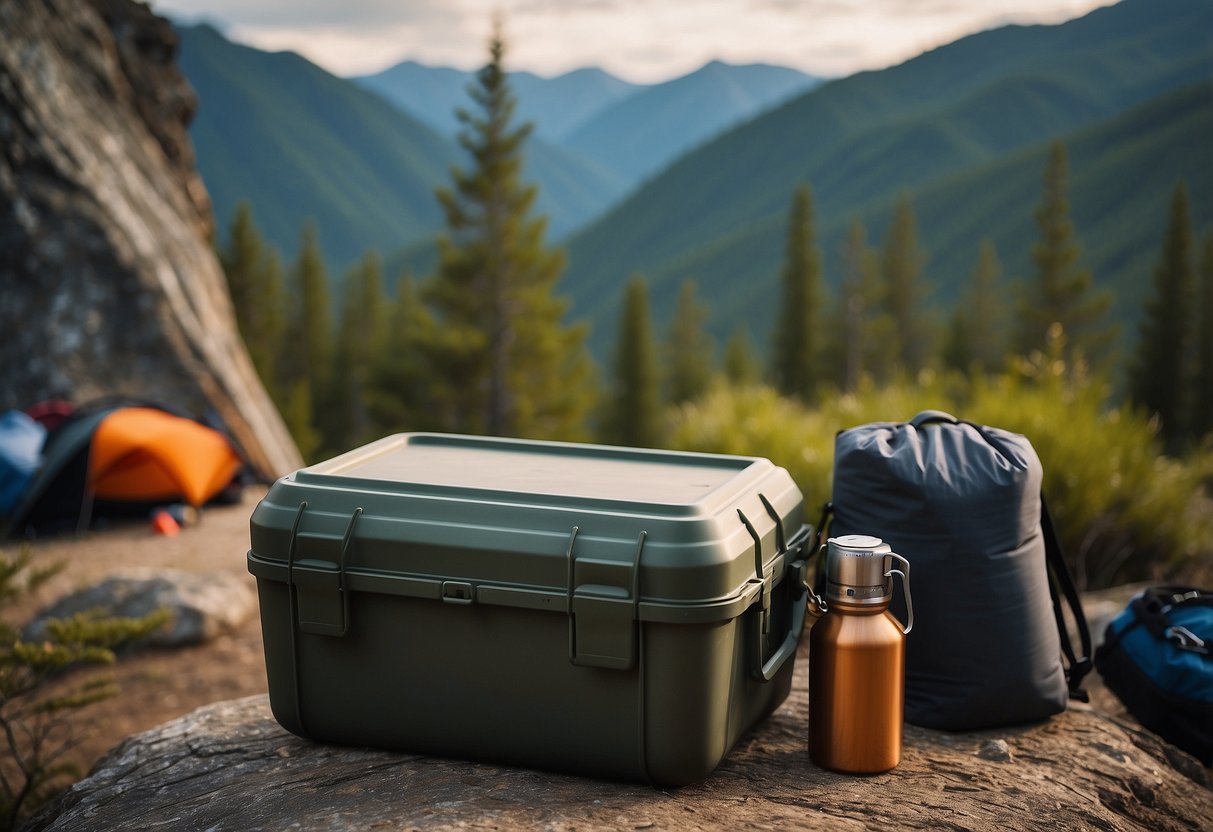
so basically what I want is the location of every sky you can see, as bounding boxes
[154,0,1113,83]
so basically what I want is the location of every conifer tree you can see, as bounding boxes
[770,185,822,400]
[220,202,285,392]
[942,240,1006,375]
[825,219,882,390]
[1131,183,1196,452]
[334,252,388,447]
[1015,141,1115,364]
[941,307,971,376]
[279,222,332,459]
[250,250,287,391]
[1192,232,1213,442]
[880,193,930,374]
[424,22,593,440]
[603,276,662,448]
[221,201,261,337]
[665,279,714,405]
[370,274,437,434]
[723,326,761,387]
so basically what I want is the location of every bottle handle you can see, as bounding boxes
[884,552,913,634]
[805,543,829,617]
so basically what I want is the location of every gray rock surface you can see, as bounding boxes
[0,0,300,479]
[27,668,1212,831]
[24,569,257,647]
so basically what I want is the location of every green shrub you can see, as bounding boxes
[668,348,1211,589]
[0,549,168,830]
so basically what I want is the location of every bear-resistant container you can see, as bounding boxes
[248,433,810,786]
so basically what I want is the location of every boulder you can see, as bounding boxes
[24,569,257,648]
[0,0,300,479]
[27,665,1212,831]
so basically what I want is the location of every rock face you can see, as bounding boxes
[0,0,300,478]
[23,569,257,648]
[27,662,1212,831]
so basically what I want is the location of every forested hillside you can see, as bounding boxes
[563,0,1213,354]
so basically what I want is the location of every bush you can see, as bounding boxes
[0,549,168,830]
[669,351,1211,590]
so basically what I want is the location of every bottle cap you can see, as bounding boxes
[825,535,892,605]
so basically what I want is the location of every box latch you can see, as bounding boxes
[287,504,362,637]
[566,527,645,671]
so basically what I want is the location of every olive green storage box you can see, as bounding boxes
[248,433,809,786]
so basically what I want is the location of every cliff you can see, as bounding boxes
[0,0,300,477]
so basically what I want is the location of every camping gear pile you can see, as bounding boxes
[1,401,245,537]
[244,414,1204,785]
[825,410,1091,731]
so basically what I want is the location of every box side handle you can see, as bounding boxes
[751,522,811,682]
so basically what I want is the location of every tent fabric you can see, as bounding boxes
[90,408,242,506]
[0,410,47,515]
[5,403,243,538]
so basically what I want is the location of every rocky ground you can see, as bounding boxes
[3,489,1154,794]
[6,488,271,778]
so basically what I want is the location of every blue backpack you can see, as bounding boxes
[1095,586,1213,766]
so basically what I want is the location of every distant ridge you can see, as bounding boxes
[177,25,629,267]
[561,0,1213,356]
[562,61,821,182]
[353,61,640,142]
[356,58,820,186]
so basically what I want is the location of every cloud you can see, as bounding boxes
[153,0,1111,81]
[157,0,459,30]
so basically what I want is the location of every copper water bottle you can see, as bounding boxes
[808,535,913,774]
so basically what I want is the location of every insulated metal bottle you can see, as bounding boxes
[808,534,913,774]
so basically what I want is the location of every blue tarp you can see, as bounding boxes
[0,410,46,515]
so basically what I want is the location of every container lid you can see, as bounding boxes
[303,433,758,513]
[250,433,805,616]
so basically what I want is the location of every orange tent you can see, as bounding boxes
[89,407,242,506]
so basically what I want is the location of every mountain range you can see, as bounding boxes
[178,25,820,270]
[561,0,1213,355]
[355,59,820,183]
[353,62,640,142]
[176,0,1211,365]
[177,24,627,267]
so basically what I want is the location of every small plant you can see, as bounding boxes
[0,548,168,830]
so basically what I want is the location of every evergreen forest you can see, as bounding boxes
[219,18,1213,593]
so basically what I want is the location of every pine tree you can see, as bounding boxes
[279,222,332,459]
[880,193,930,374]
[603,276,662,447]
[220,202,285,391]
[1192,232,1213,442]
[941,306,971,376]
[250,250,287,392]
[665,279,714,405]
[770,185,822,400]
[825,219,882,390]
[221,201,261,338]
[1130,183,1196,452]
[942,240,1006,375]
[723,326,761,387]
[334,252,388,447]
[423,23,593,440]
[1015,141,1115,364]
[369,274,437,434]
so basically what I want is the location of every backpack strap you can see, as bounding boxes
[1041,497,1093,701]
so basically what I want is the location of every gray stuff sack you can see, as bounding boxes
[825,410,1092,731]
